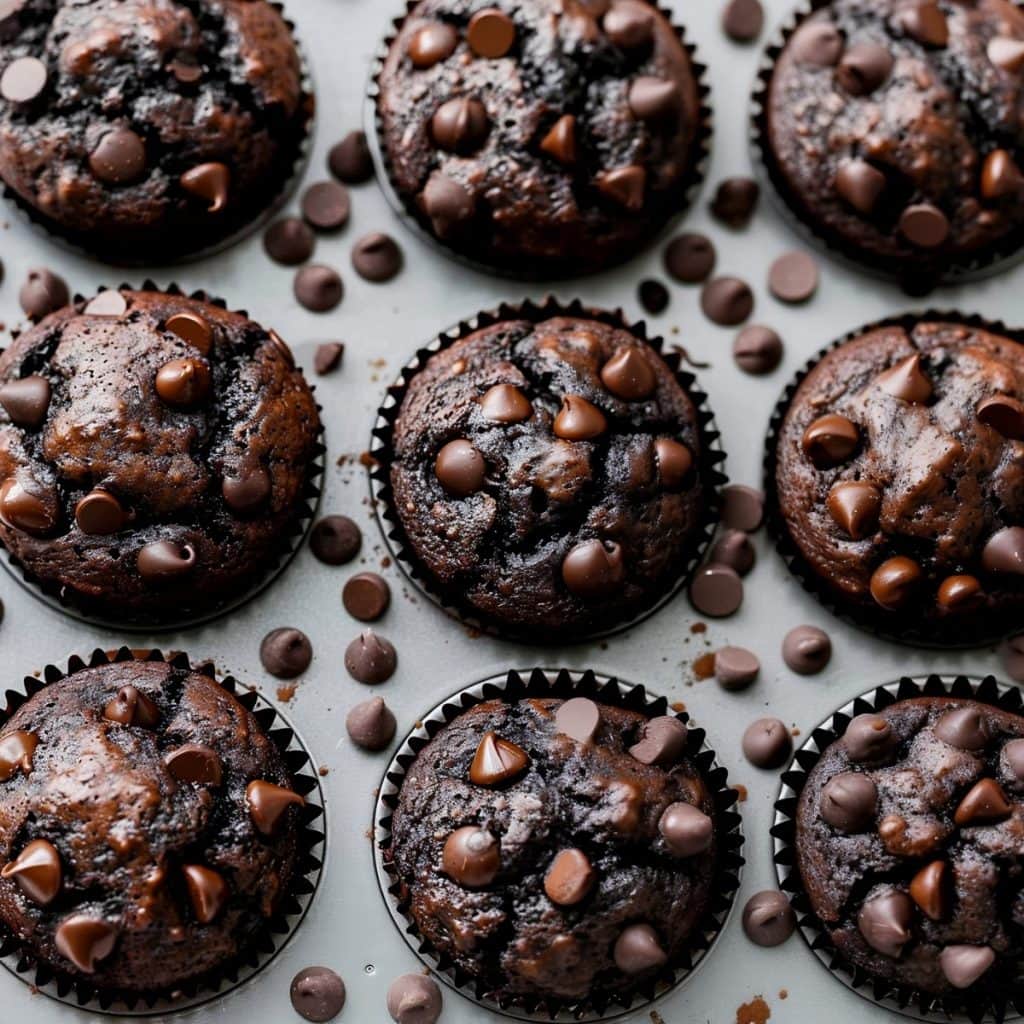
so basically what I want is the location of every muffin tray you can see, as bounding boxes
[0,0,1020,1022]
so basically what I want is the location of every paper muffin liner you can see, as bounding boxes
[0,1,314,267]
[0,280,325,634]
[0,646,326,1016]
[374,667,745,1022]
[365,0,713,281]
[749,0,1024,294]
[763,308,1024,650]
[369,295,728,645]
[772,673,1024,1024]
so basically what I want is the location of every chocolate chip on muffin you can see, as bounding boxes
[772,318,1024,640]
[0,289,320,622]
[387,313,711,639]
[763,0,1024,285]
[376,0,704,275]
[796,696,1024,996]
[0,0,310,262]
[387,697,718,1005]
[0,658,305,994]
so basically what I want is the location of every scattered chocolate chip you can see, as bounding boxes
[722,484,764,532]
[603,3,654,50]
[858,891,913,958]
[601,347,655,400]
[0,839,61,905]
[19,268,68,320]
[166,311,213,354]
[982,526,1024,574]
[408,21,459,69]
[791,20,843,65]
[136,539,196,582]
[722,0,763,42]
[709,530,755,576]
[768,251,819,303]
[386,974,443,1024]
[180,162,230,212]
[0,55,45,102]
[421,172,475,237]
[311,515,362,565]
[782,625,831,675]
[154,357,210,407]
[821,772,877,831]
[870,556,923,610]
[345,630,397,684]
[899,202,950,248]
[290,966,346,1022]
[479,383,532,423]
[844,714,898,764]
[714,645,761,690]
[54,915,118,974]
[934,706,990,751]
[658,802,713,856]
[168,56,202,84]
[263,217,315,265]
[827,480,881,540]
[302,181,350,231]
[733,325,782,374]
[555,697,600,743]
[352,232,403,282]
[314,342,344,376]
[638,278,669,314]
[877,353,933,402]
[613,924,667,974]
[328,130,373,185]
[544,848,596,905]
[977,393,1024,439]
[75,488,126,535]
[0,730,36,781]
[710,177,760,227]
[937,574,984,613]
[664,232,716,283]
[467,8,516,58]
[164,743,222,785]
[470,732,529,786]
[346,697,397,752]
[689,563,743,617]
[628,75,680,122]
[540,114,577,165]
[554,394,607,440]
[988,36,1024,73]
[435,438,485,496]
[1003,737,1024,780]
[835,159,887,214]
[654,438,692,489]
[562,539,625,599]
[910,860,950,922]
[84,289,127,317]
[182,864,228,924]
[596,164,646,210]
[836,41,893,95]
[742,891,796,947]
[629,715,688,766]
[802,413,859,468]
[899,2,948,47]
[222,465,270,514]
[89,128,146,185]
[294,265,343,312]
[701,277,754,326]
[103,685,159,729]
[431,96,490,155]
[0,375,50,428]
[260,627,312,679]
[246,779,304,836]
[940,946,996,990]
[742,718,792,769]
[0,476,58,535]
[342,572,391,622]
[443,826,500,887]
[954,778,1011,826]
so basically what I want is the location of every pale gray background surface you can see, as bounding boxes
[0,0,1017,1021]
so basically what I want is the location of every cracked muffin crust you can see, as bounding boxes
[773,319,1024,640]
[376,0,703,275]
[388,697,717,1005]
[0,0,310,261]
[0,288,320,622]
[764,0,1024,285]
[388,314,708,639]
[0,659,305,993]
[796,697,1024,996]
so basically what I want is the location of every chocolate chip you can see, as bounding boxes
[555,697,600,743]
[845,713,898,764]
[479,383,532,423]
[467,8,516,58]
[470,731,529,786]
[345,630,397,684]
[654,438,692,489]
[658,802,713,856]
[982,526,1024,575]
[858,891,913,958]
[540,114,577,165]
[89,128,146,185]
[246,779,304,835]
[628,75,680,122]
[742,717,792,769]
[310,515,361,565]
[981,149,1024,203]
[988,36,1024,73]
[0,838,61,905]
[638,278,669,315]
[343,572,391,622]
[264,217,315,265]
[431,96,490,154]
[709,530,755,576]
[827,480,881,539]
[314,342,344,376]
[260,628,312,679]
[328,130,373,184]
[664,232,716,283]
[166,311,213,354]
[722,484,763,532]
[0,477,58,535]
[544,848,596,905]
[934,706,990,750]
[710,177,760,227]
[155,357,211,407]
[75,488,126,535]
[421,172,475,237]
[0,375,50,428]
[302,181,350,231]
[821,772,877,831]
[554,394,607,440]
[596,165,646,210]
[742,891,796,947]
[836,41,893,95]
[733,325,782,374]
[689,563,743,617]
[0,55,45,102]
[870,556,923,610]
[722,0,763,42]
[899,202,950,248]
[954,778,1011,826]
[701,277,754,326]
[164,743,222,785]
[103,684,159,729]
[900,2,948,47]
[435,438,485,496]
[180,162,230,212]
[791,20,843,66]
[294,265,344,312]
[603,3,654,50]
[54,915,118,974]
[84,289,127,317]
[1003,737,1024,781]
[910,860,950,921]
[937,574,984,613]
[768,251,819,303]
[443,826,500,887]
[351,232,403,282]
[613,924,667,974]
[562,539,625,599]
[0,730,35,783]
[601,347,655,400]
[408,22,459,69]
[346,697,397,752]
[168,56,202,84]
[940,946,996,990]
[977,394,1024,439]
[782,625,831,675]
[19,268,68,320]
[835,159,887,214]
[629,715,688,766]
[802,413,859,468]
[182,864,228,924]
[877,353,933,402]
[291,966,346,1022]
[222,465,271,514]
[387,976,443,1024]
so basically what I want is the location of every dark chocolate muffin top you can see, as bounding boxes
[0,0,309,261]
[797,696,1024,996]
[376,0,703,275]
[388,315,708,639]
[765,0,1024,283]
[0,659,306,994]
[774,319,1024,640]
[388,697,717,1006]
[0,288,320,622]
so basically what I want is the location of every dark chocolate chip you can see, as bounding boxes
[431,96,490,154]
[627,75,680,122]
[166,311,213,354]
[876,353,933,402]
[613,924,667,974]
[835,159,887,214]
[900,2,948,47]
[802,413,859,468]
[845,713,898,763]
[654,438,692,489]
[345,630,397,684]
[136,540,196,582]
[343,572,391,622]
[689,563,743,617]
[790,20,843,65]
[345,697,397,752]
[827,480,881,539]
[899,203,950,248]
[290,966,346,1023]
[103,685,159,729]
[260,627,312,679]
[709,530,755,576]
[709,177,760,227]
[982,526,1024,574]
[638,278,669,314]
[302,181,350,231]
[701,277,754,325]
[246,779,304,835]
[733,325,782,374]
[540,114,577,165]
[554,394,607,440]
[722,0,763,42]
[75,489,126,535]
[0,838,61,905]
[600,346,656,400]
[870,556,923,610]
[562,539,625,599]
[421,172,475,237]
[479,383,532,423]
[781,625,831,675]
[0,476,58,534]
[658,802,713,856]
[858,891,913,957]
[19,268,68,320]
[467,8,516,58]
[182,864,228,924]
[0,730,36,781]
[977,394,1024,439]
[314,342,344,376]
[310,515,362,565]
[408,22,459,69]
[664,232,716,283]
[435,438,485,496]
[180,162,230,212]
[386,974,443,1024]
[603,3,654,50]
[351,232,403,282]
[442,826,500,887]
[722,484,764,532]
[164,743,222,785]
[821,772,877,831]
[264,217,315,266]
[0,375,50,427]
[836,41,893,95]
[222,465,271,514]
[742,891,796,947]
[470,732,529,787]
[768,251,819,303]
[742,717,792,769]
[328,130,373,184]
[89,128,146,184]
[294,265,344,312]
[934,706,990,750]
[544,848,596,905]
[54,915,118,973]
[910,860,950,922]
[954,778,1012,825]
[596,165,646,210]
[937,575,984,613]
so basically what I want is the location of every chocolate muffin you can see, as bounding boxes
[796,696,1024,997]
[0,657,306,995]
[0,288,320,623]
[0,0,310,262]
[387,696,718,1006]
[387,313,712,639]
[772,318,1024,643]
[762,0,1024,287]
[375,0,705,276]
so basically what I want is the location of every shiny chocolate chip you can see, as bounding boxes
[654,438,692,489]
[909,860,950,922]
[260,627,313,679]
[899,203,950,248]
[858,891,913,958]
[0,477,58,535]
[742,717,791,769]
[246,779,305,836]
[345,697,397,752]
[603,2,654,50]
[470,732,529,787]
[137,540,196,582]
[0,730,36,781]
[544,848,596,906]
[182,864,228,924]
[629,715,688,766]
[180,162,230,212]
[836,41,893,95]
[953,778,1012,826]
[555,697,600,743]
[435,439,486,497]
[613,924,667,974]
[431,97,490,155]
[689,563,743,617]
[164,743,222,785]
[601,346,656,400]
[876,353,933,403]
[934,706,990,750]
[982,527,1024,575]
[977,394,1024,439]
[940,946,996,990]
[154,358,211,407]
[596,165,646,210]
[103,685,159,728]
[408,22,458,69]
[344,630,397,684]
[742,890,796,947]
[900,2,948,47]
[981,149,1024,201]
[821,772,877,832]
[869,556,923,610]
[0,375,50,428]
[664,233,716,283]
[554,394,607,440]
[658,802,713,857]
[19,269,68,321]
[467,8,515,58]
[442,826,500,887]
[782,625,831,675]
[222,465,271,514]
[166,311,213,355]
[75,489,126,535]
[342,572,391,623]
[937,575,984,613]
[835,159,887,214]
[328,131,373,185]
[479,383,532,423]
[845,713,898,764]
[627,76,680,122]
[55,915,118,973]
[827,481,881,540]
[540,114,577,166]
[0,839,61,905]
[562,539,624,599]
[89,128,146,185]
[701,276,754,326]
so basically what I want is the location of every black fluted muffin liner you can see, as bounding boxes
[374,667,745,1022]
[0,281,325,634]
[749,0,1024,295]
[0,646,326,1016]
[772,674,1024,1024]
[0,2,314,267]
[369,296,728,645]
[763,309,1024,650]
[365,0,712,281]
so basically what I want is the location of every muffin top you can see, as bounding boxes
[389,315,707,639]
[766,0,1024,281]
[0,288,320,622]
[376,0,701,275]
[388,697,717,1006]
[797,696,1024,996]
[0,0,308,260]
[774,320,1024,639]
[0,659,305,993]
